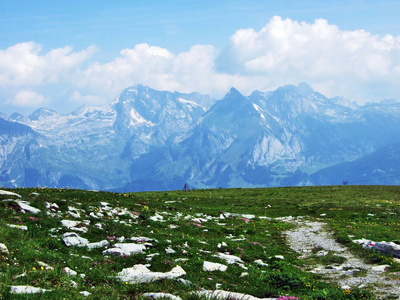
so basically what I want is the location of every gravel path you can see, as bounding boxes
[283,218,400,299]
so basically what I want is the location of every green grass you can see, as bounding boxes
[1,185,399,299]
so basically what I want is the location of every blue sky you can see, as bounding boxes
[1,0,400,115]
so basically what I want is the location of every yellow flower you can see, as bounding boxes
[32,267,36,271]
[41,267,44,270]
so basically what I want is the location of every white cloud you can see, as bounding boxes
[9,89,45,107]
[216,16,400,101]
[2,17,400,114]
[0,42,97,88]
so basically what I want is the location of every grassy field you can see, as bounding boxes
[1,185,400,299]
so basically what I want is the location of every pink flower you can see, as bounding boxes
[107,237,115,240]
[240,218,250,223]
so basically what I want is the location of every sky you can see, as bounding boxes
[1,0,400,115]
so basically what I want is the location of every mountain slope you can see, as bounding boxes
[1,84,400,191]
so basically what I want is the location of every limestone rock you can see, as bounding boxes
[116,264,186,283]
[15,201,41,213]
[62,232,89,247]
[0,190,21,198]
[0,243,9,255]
[203,261,228,272]
[103,243,146,256]
[10,286,48,294]
[142,292,182,300]
[87,240,110,249]
[197,289,276,300]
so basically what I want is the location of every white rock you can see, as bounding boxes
[15,201,41,213]
[373,241,400,257]
[103,248,126,256]
[103,243,146,256]
[142,292,182,300]
[371,265,389,272]
[203,261,228,272]
[114,243,146,255]
[274,255,284,260]
[240,272,249,277]
[79,291,91,297]
[7,224,28,230]
[10,286,48,294]
[149,214,164,222]
[87,240,110,249]
[0,243,9,255]
[166,246,176,254]
[197,289,276,300]
[214,253,243,265]
[70,280,78,287]
[254,259,268,267]
[62,232,89,247]
[0,190,21,198]
[64,267,78,276]
[130,236,157,242]
[37,261,53,270]
[116,264,186,284]
[217,242,227,249]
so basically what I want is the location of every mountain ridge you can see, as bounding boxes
[1,83,400,191]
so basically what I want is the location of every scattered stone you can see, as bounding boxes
[70,280,78,287]
[142,292,182,300]
[62,232,89,247]
[166,246,176,254]
[214,253,243,265]
[217,242,227,248]
[103,243,146,256]
[0,243,9,255]
[371,265,389,272]
[7,224,28,230]
[37,261,53,270]
[87,240,110,249]
[197,289,276,300]
[0,190,21,198]
[64,267,78,276]
[79,291,91,297]
[254,259,268,267]
[203,261,228,272]
[116,264,186,284]
[15,200,41,213]
[10,286,48,294]
[274,255,284,260]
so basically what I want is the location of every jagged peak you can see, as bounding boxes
[29,108,59,121]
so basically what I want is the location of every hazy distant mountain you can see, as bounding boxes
[1,83,400,191]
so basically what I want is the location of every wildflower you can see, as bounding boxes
[32,267,36,271]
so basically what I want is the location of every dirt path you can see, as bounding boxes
[283,217,400,299]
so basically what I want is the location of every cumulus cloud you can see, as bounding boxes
[0,42,97,87]
[9,89,45,107]
[1,17,400,114]
[216,16,400,101]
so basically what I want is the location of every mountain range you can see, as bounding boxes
[1,83,400,192]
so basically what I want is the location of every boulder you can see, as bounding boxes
[62,232,89,247]
[0,243,9,255]
[197,289,276,300]
[142,292,182,300]
[116,264,186,284]
[0,190,21,199]
[87,240,110,249]
[10,286,48,294]
[203,261,228,272]
[15,201,41,213]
